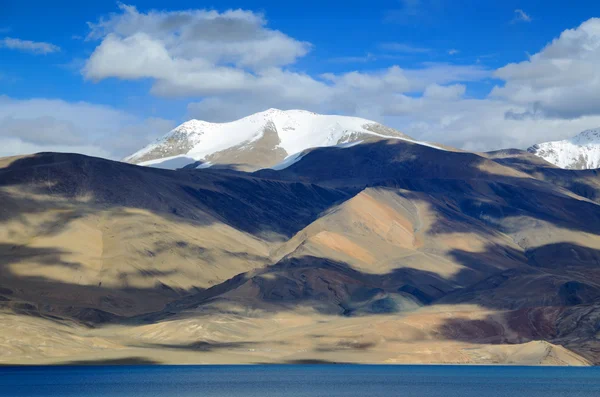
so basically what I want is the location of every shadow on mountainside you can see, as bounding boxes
[255,139,600,232]
[2,236,600,354]
[58,357,161,365]
[3,143,600,241]
[434,303,600,365]
[138,240,600,321]
[2,145,600,353]
[132,340,268,353]
[257,140,600,201]
[487,149,600,202]
[0,152,354,241]
[0,241,189,324]
[120,247,600,362]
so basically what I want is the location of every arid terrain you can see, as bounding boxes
[2,139,600,366]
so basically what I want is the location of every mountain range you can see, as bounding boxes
[126,109,600,172]
[1,110,600,365]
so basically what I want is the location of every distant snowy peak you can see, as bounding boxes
[571,128,600,144]
[124,108,415,171]
[528,128,600,170]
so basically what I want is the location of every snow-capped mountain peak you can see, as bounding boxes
[572,128,600,144]
[527,127,600,169]
[124,109,420,171]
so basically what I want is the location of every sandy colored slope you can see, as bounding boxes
[0,202,271,317]
[1,200,269,290]
[0,154,276,319]
[0,306,590,366]
[2,146,600,366]
[275,187,526,288]
[0,153,353,319]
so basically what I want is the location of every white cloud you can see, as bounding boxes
[83,5,319,101]
[383,95,600,152]
[448,49,459,55]
[379,42,431,53]
[83,5,490,124]
[404,63,489,87]
[423,83,466,100]
[0,116,86,146]
[84,4,310,87]
[0,37,60,54]
[493,18,600,119]
[87,5,309,68]
[323,66,410,92]
[76,8,600,155]
[0,96,174,159]
[512,9,532,24]
[384,19,600,151]
[183,64,488,123]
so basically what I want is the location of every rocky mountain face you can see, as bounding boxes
[2,127,600,365]
[528,128,600,170]
[124,108,414,171]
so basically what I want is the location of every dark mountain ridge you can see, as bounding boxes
[1,140,600,365]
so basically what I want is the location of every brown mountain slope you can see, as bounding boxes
[1,141,600,365]
[0,153,351,321]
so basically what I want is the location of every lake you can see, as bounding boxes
[1,365,599,396]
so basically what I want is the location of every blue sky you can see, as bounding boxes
[1,0,600,159]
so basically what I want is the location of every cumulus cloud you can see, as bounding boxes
[0,96,174,159]
[76,8,600,154]
[423,83,466,100]
[356,18,600,151]
[0,37,60,54]
[366,19,600,150]
[84,5,486,100]
[83,4,491,123]
[0,116,85,146]
[403,63,489,87]
[493,18,600,119]
[86,4,309,68]
[383,96,600,152]
[83,3,310,96]
[183,64,488,123]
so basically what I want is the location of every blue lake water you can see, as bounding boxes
[1,365,599,396]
